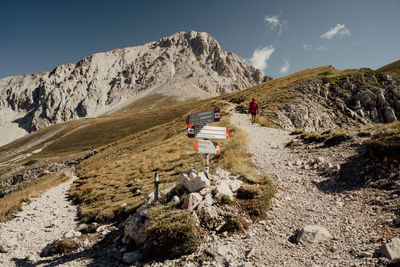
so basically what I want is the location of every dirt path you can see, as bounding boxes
[0,171,90,266]
[157,111,393,266]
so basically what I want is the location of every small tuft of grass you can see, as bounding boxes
[290,129,305,135]
[218,213,248,233]
[323,132,352,147]
[214,195,233,205]
[285,140,303,149]
[236,184,262,200]
[259,175,276,211]
[145,205,199,260]
[54,238,79,254]
[23,159,38,166]
[365,123,400,162]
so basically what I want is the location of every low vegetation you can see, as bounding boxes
[54,238,79,254]
[144,205,199,260]
[299,129,353,147]
[218,213,248,233]
[365,122,400,162]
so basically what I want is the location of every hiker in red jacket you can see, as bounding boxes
[248,97,259,124]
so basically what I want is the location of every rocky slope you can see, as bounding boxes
[0,30,270,146]
[230,66,400,132]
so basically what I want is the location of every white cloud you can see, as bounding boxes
[248,46,275,71]
[280,58,290,74]
[317,46,328,53]
[321,23,351,39]
[302,43,312,50]
[265,15,281,30]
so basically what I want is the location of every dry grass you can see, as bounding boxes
[70,99,229,223]
[0,171,71,222]
[299,129,352,147]
[376,59,400,77]
[144,205,199,260]
[365,122,400,162]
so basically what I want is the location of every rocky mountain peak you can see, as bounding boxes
[0,31,271,146]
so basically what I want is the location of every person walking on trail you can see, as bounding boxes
[248,97,259,124]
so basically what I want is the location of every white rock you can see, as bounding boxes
[296,225,332,244]
[198,206,220,229]
[122,250,142,264]
[189,171,197,179]
[63,230,82,238]
[182,172,211,193]
[379,237,400,260]
[228,179,243,192]
[182,193,203,211]
[167,195,180,206]
[199,187,210,196]
[316,157,325,164]
[215,167,231,178]
[214,180,234,200]
[203,194,214,207]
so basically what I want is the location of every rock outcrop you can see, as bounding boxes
[0,31,271,146]
[234,67,400,132]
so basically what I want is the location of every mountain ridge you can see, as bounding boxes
[0,30,271,146]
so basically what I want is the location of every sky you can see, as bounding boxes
[0,0,399,79]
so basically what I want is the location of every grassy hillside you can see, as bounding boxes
[376,59,400,77]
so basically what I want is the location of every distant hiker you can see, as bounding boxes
[248,97,259,124]
[90,146,95,151]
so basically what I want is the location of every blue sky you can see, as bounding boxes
[0,0,399,79]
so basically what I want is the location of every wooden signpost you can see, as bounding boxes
[186,108,230,177]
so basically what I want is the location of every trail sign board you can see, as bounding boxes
[186,108,220,125]
[188,125,231,140]
[194,139,220,154]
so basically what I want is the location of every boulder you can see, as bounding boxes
[377,92,386,108]
[215,167,231,178]
[182,193,203,211]
[167,195,180,206]
[190,172,211,192]
[178,173,190,185]
[121,214,147,247]
[197,193,214,211]
[199,187,210,196]
[214,180,234,200]
[296,225,332,244]
[228,179,243,192]
[122,250,142,264]
[198,206,220,229]
[384,106,398,123]
[63,230,82,238]
[379,237,400,260]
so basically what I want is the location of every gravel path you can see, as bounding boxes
[156,111,394,266]
[0,171,88,266]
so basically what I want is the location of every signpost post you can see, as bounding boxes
[186,108,230,177]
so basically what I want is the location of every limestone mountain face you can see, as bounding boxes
[274,70,400,131]
[0,31,271,146]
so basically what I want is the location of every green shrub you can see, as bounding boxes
[145,206,199,260]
